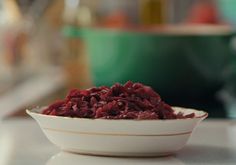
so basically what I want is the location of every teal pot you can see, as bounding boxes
[64,26,235,116]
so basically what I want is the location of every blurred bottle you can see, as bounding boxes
[62,0,92,89]
[139,0,166,25]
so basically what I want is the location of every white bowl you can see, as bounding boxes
[26,107,207,157]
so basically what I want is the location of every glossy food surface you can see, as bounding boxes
[42,81,195,120]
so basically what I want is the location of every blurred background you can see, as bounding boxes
[1,0,236,119]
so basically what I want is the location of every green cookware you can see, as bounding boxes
[63,26,235,117]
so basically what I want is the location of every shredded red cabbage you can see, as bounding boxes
[42,81,195,120]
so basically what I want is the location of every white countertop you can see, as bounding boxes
[0,70,65,119]
[1,119,236,165]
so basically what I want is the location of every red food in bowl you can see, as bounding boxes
[42,81,195,120]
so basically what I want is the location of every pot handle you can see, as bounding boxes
[220,34,236,94]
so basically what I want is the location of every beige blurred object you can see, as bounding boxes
[63,0,94,26]
[0,0,65,84]
[77,5,94,27]
[63,40,92,89]
[20,0,66,73]
[0,0,24,87]
[3,0,22,24]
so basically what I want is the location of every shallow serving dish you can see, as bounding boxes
[26,107,207,157]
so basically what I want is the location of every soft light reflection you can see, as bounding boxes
[46,152,185,165]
